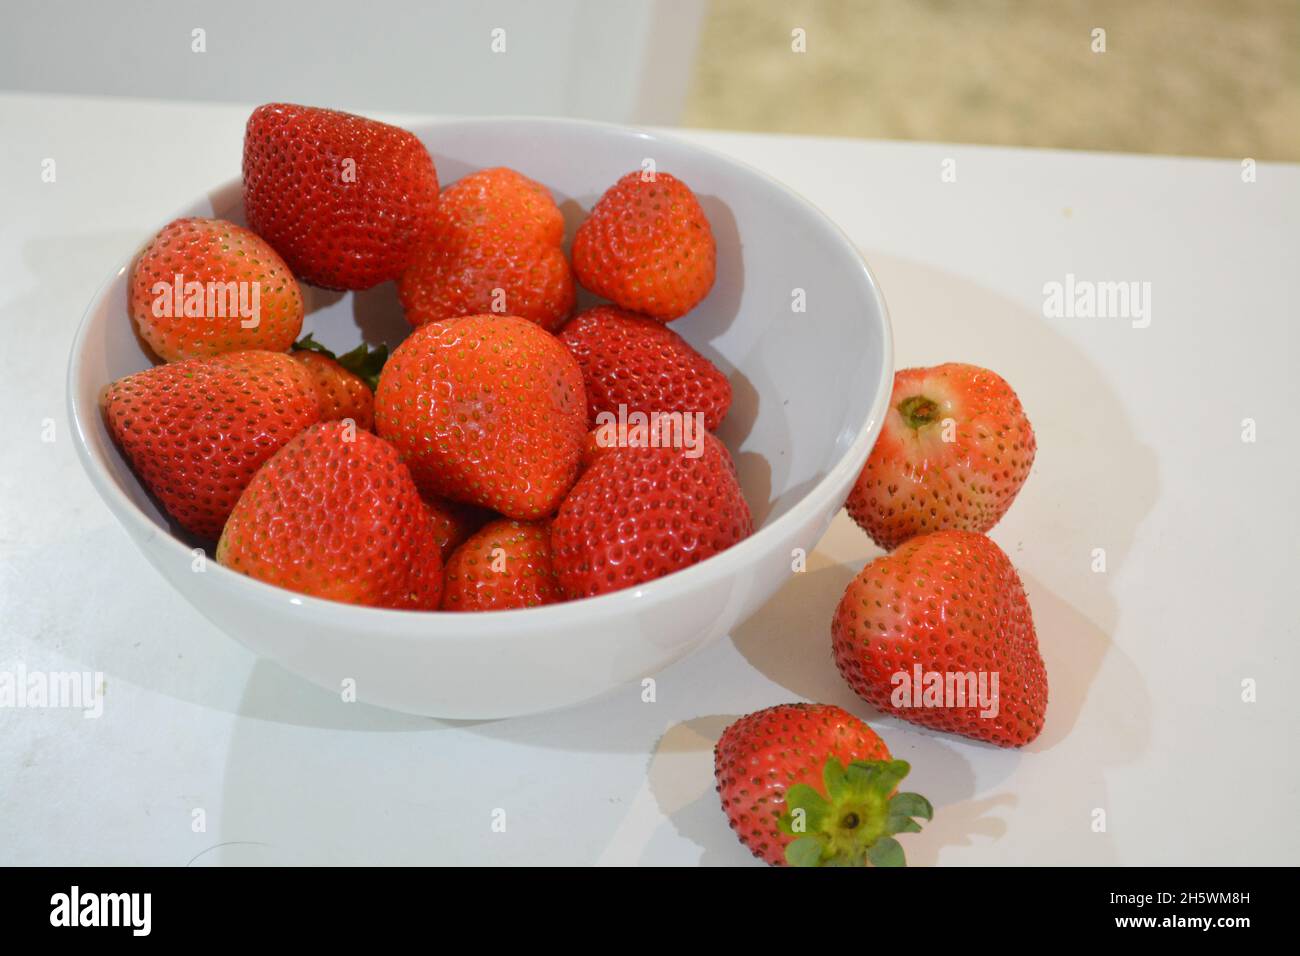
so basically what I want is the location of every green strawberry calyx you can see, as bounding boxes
[778,758,933,867]
[897,395,940,430]
[293,333,389,391]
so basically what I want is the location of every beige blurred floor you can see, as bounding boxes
[684,0,1300,160]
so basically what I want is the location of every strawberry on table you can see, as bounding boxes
[374,314,587,520]
[846,363,1035,550]
[441,519,563,611]
[128,217,303,361]
[558,305,732,430]
[290,333,387,431]
[551,432,752,599]
[217,422,443,609]
[398,167,574,331]
[714,703,932,867]
[101,350,321,539]
[832,530,1048,748]
[242,103,440,290]
[572,170,715,321]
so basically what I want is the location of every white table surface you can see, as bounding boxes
[2,92,1296,866]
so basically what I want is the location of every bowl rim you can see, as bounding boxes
[66,114,894,635]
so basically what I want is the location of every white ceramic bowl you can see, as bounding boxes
[67,117,893,719]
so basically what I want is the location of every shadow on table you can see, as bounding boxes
[199,658,680,864]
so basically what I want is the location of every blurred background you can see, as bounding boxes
[1,0,1295,160]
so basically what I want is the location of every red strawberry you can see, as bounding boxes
[423,495,494,559]
[290,334,387,431]
[578,413,706,472]
[101,351,320,538]
[579,424,624,471]
[398,167,574,331]
[832,530,1048,748]
[846,363,1035,550]
[441,519,563,611]
[217,422,442,609]
[242,103,439,290]
[551,432,752,599]
[374,314,587,520]
[714,704,932,867]
[558,306,731,430]
[572,170,715,321]
[128,217,303,361]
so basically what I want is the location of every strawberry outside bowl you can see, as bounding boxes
[67,116,894,719]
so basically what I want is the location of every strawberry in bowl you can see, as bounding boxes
[68,108,893,718]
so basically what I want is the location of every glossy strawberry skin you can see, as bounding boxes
[422,495,494,560]
[290,350,374,430]
[580,425,622,471]
[846,363,1036,550]
[216,423,443,609]
[374,314,587,520]
[551,432,753,599]
[441,519,563,611]
[242,103,439,290]
[559,306,731,430]
[398,167,574,331]
[832,530,1047,747]
[101,351,321,539]
[714,704,891,866]
[572,171,716,321]
[128,217,303,361]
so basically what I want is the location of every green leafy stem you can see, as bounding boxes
[778,758,933,867]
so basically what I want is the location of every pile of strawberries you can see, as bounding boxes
[715,364,1043,866]
[104,103,751,612]
[105,103,1048,868]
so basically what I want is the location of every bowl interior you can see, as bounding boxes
[73,117,889,559]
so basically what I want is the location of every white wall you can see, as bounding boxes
[0,0,707,124]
